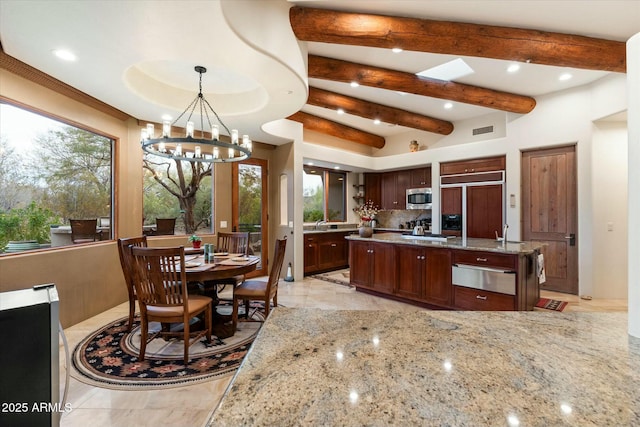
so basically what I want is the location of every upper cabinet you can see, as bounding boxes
[365,166,431,211]
[410,167,431,187]
[440,156,506,176]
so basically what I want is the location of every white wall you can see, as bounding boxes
[591,121,628,298]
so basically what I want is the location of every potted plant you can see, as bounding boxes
[187,234,202,248]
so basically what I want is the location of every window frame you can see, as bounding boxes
[303,165,347,223]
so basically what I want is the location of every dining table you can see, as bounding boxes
[183,253,260,338]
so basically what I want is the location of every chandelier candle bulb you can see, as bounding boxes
[146,123,155,138]
[212,125,219,140]
[229,148,235,159]
[231,129,239,145]
[162,120,171,137]
[186,121,195,138]
[175,144,182,156]
[242,134,249,146]
[158,141,166,153]
[213,147,219,159]
[195,146,201,158]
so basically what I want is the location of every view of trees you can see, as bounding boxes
[238,164,262,231]
[0,105,112,251]
[142,155,213,235]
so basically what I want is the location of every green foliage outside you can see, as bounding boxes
[238,164,261,232]
[303,184,324,222]
[0,202,61,249]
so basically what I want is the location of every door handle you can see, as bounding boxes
[564,233,576,246]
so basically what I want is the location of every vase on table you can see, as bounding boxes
[359,221,373,238]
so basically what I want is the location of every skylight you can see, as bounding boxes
[416,58,474,81]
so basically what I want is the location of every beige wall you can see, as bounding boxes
[0,68,279,327]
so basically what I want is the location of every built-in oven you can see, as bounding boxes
[406,188,432,209]
[442,214,462,231]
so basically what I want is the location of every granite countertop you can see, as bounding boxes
[346,232,544,254]
[208,308,639,426]
[303,227,358,234]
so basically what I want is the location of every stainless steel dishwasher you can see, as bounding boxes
[452,263,516,295]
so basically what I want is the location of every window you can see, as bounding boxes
[0,102,113,252]
[303,166,346,222]
[142,154,213,235]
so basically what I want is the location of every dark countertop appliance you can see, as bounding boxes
[442,214,462,231]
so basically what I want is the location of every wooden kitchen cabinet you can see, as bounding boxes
[453,286,515,310]
[304,231,350,275]
[364,173,382,207]
[381,170,410,210]
[410,167,431,187]
[441,187,462,214]
[466,184,503,239]
[396,246,452,306]
[349,240,395,294]
[440,156,506,176]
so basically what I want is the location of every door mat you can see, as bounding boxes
[310,269,352,287]
[535,298,569,312]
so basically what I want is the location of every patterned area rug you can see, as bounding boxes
[71,302,264,390]
[536,298,569,312]
[310,268,352,287]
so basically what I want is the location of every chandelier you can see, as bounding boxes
[140,65,252,163]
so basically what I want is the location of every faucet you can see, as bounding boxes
[502,224,509,247]
[315,219,327,230]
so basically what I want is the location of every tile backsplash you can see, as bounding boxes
[375,210,432,230]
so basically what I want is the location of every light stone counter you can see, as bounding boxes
[347,232,544,254]
[209,308,639,426]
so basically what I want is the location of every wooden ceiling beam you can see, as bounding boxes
[309,55,536,114]
[287,111,385,149]
[308,87,453,135]
[290,6,626,73]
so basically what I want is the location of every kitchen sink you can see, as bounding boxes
[400,233,453,242]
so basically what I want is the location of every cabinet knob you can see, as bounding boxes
[476,257,487,262]
[476,295,488,300]
[308,245,313,248]
[422,256,426,260]
[331,243,337,247]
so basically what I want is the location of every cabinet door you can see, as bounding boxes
[318,234,348,270]
[424,248,452,307]
[371,242,396,294]
[381,172,397,210]
[410,167,431,187]
[396,246,425,299]
[440,156,506,175]
[467,184,503,239]
[395,170,411,209]
[364,173,382,207]
[349,241,371,288]
[304,237,319,274]
[441,187,462,215]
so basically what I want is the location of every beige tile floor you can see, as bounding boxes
[59,276,627,427]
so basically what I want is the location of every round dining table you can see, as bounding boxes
[183,254,259,338]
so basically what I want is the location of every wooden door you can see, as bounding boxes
[467,184,503,239]
[349,241,371,288]
[522,146,578,294]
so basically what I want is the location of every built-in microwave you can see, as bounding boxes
[406,188,432,209]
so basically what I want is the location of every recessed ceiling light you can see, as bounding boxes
[507,64,520,73]
[337,108,345,115]
[559,73,573,81]
[416,58,474,81]
[373,119,381,125]
[334,166,340,170]
[350,81,359,88]
[392,47,403,53]
[444,102,453,110]
[52,49,76,61]
[307,162,314,166]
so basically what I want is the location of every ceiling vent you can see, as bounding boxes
[472,125,494,136]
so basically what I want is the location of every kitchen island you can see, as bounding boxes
[208,308,639,426]
[346,233,544,311]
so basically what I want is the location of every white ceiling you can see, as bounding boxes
[1,0,638,146]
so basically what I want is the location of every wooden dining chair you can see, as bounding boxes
[70,219,99,244]
[130,246,212,365]
[154,218,176,235]
[117,236,147,332]
[206,232,251,296]
[232,236,287,330]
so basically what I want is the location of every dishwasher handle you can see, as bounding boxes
[453,263,516,274]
